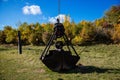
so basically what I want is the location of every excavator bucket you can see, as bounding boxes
[41,50,80,72]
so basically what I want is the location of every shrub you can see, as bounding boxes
[112,24,120,43]
[42,32,52,45]
[0,31,6,44]
[29,32,43,45]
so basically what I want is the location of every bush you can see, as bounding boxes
[42,32,52,45]
[29,32,43,45]
[0,31,6,44]
[72,35,84,45]
[93,27,113,44]
[112,24,120,43]
[5,29,18,44]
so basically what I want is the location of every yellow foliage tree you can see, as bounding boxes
[80,21,95,42]
[112,23,120,43]
[72,35,83,45]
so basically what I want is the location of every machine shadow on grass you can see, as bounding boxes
[59,66,120,74]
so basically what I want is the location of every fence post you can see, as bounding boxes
[18,31,22,54]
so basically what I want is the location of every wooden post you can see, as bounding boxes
[18,31,22,54]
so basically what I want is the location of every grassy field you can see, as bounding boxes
[0,44,120,80]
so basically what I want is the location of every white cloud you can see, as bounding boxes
[49,14,69,23]
[22,5,42,15]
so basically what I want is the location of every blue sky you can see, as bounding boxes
[0,0,119,30]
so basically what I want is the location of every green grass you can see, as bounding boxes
[0,44,120,80]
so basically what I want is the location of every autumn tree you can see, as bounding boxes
[28,22,44,45]
[0,30,6,44]
[72,21,83,45]
[42,32,51,44]
[5,29,18,44]
[102,5,120,43]
[42,23,53,33]
[112,22,120,43]
[3,26,18,44]
[80,21,95,42]
[18,22,35,45]
[63,15,75,41]
[105,5,120,24]
[93,18,113,44]
[29,32,43,45]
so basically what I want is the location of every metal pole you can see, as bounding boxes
[18,31,22,54]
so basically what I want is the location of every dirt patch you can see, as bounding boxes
[17,68,28,73]
[33,69,45,73]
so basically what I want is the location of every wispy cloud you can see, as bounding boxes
[48,14,71,23]
[22,5,42,15]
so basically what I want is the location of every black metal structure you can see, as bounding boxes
[40,19,80,72]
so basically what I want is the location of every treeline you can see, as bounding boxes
[0,5,120,45]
